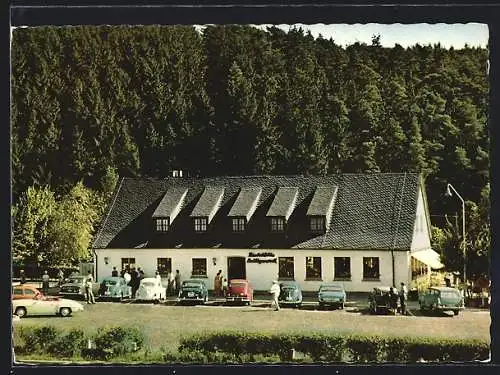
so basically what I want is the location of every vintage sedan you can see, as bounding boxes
[98,276,132,301]
[278,281,303,308]
[419,286,464,316]
[368,286,399,315]
[12,285,42,300]
[178,279,208,304]
[225,279,253,305]
[58,275,87,299]
[318,283,346,309]
[136,277,167,302]
[12,292,84,318]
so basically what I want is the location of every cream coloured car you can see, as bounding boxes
[12,292,84,318]
[135,278,167,303]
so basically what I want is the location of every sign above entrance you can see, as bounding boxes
[247,258,277,264]
[248,252,275,258]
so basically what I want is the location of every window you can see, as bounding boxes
[363,257,380,280]
[157,258,172,276]
[305,257,322,279]
[121,258,136,272]
[194,217,208,232]
[13,288,23,295]
[270,217,285,232]
[24,289,36,296]
[155,218,169,232]
[310,217,325,233]
[192,258,207,277]
[278,257,294,279]
[334,257,351,280]
[232,217,246,232]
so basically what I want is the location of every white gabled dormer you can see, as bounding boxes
[266,187,299,233]
[152,187,188,233]
[228,187,262,233]
[190,186,225,233]
[306,185,338,234]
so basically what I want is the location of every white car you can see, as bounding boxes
[135,278,167,302]
[12,293,84,318]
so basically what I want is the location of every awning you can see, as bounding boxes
[411,248,444,269]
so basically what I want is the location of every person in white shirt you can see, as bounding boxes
[85,271,95,304]
[270,280,281,311]
[123,269,131,285]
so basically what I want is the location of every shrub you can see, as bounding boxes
[93,326,144,357]
[47,329,87,358]
[17,326,60,354]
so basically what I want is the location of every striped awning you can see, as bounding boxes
[411,248,444,269]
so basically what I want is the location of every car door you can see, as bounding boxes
[30,295,57,315]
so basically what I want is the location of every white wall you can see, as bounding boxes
[411,187,432,252]
[95,248,411,292]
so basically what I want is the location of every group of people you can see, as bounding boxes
[112,266,182,297]
[388,282,408,315]
[213,270,228,297]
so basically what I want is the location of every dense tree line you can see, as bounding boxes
[11,25,489,277]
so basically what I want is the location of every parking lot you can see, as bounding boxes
[13,292,490,351]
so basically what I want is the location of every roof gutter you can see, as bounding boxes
[93,249,98,283]
[391,173,407,287]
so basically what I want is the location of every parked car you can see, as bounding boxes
[225,279,253,305]
[318,283,346,309]
[135,277,167,303]
[368,286,400,315]
[278,281,303,308]
[178,279,208,304]
[98,276,132,301]
[58,275,87,299]
[419,286,464,316]
[12,285,42,300]
[12,291,84,318]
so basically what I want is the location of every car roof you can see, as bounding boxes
[140,278,158,282]
[320,283,344,288]
[280,281,300,287]
[184,279,204,283]
[102,276,123,281]
[229,279,247,283]
[373,286,393,292]
[429,286,461,292]
[13,285,38,291]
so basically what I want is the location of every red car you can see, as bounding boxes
[225,279,253,305]
[12,285,44,300]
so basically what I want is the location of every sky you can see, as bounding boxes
[202,23,488,49]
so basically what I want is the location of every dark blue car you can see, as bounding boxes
[278,281,303,308]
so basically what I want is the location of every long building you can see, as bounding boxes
[91,173,443,292]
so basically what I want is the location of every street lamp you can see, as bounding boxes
[445,183,466,289]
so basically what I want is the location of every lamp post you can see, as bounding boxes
[445,183,466,289]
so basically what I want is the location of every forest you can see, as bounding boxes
[10,25,490,278]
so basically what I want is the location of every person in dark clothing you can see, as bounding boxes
[138,267,145,280]
[389,287,399,315]
[399,282,408,315]
[20,270,26,285]
[130,267,139,298]
[111,267,118,277]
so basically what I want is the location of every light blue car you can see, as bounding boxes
[318,283,346,309]
[98,276,132,301]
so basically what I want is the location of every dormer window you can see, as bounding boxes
[156,218,169,232]
[310,216,325,233]
[270,217,285,233]
[232,217,246,232]
[194,217,208,232]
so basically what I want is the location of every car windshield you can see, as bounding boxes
[282,286,296,291]
[321,287,343,292]
[183,282,201,288]
[440,291,461,299]
[142,282,156,287]
[230,283,246,288]
[103,280,117,285]
[69,277,84,283]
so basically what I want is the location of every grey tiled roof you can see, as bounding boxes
[306,186,338,217]
[266,187,299,220]
[92,174,422,251]
[228,187,262,220]
[152,187,188,220]
[190,186,224,223]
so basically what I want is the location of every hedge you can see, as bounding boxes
[14,325,144,360]
[179,332,490,363]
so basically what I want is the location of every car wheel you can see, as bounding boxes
[15,307,27,318]
[60,307,72,317]
[453,310,459,316]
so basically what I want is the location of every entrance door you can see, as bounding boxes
[227,257,246,280]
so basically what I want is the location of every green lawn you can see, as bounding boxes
[12,300,490,355]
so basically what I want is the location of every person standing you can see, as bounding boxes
[85,271,95,304]
[42,270,50,295]
[399,282,408,315]
[20,269,26,285]
[57,269,65,286]
[138,267,145,280]
[155,270,161,281]
[174,270,181,296]
[270,280,281,311]
[214,270,222,297]
[130,267,139,298]
[123,269,131,285]
[222,278,228,297]
[111,267,118,277]
[389,287,398,315]
[167,270,175,296]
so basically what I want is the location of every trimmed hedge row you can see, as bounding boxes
[179,332,490,363]
[14,325,144,360]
